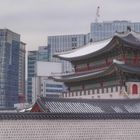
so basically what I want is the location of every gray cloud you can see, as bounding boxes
[0,0,140,50]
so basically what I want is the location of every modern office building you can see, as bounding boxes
[90,20,140,41]
[27,46,51,103]
[48,34,89,72]
[27,51,38,103]
[0,29,26,107]
[38,46,51,61]
[32,77,63,103]
[32,61,63,103]
[18,42,26,103]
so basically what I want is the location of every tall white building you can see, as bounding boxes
[32,61,63,103]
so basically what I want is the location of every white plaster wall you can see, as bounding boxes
[66,85,140,99]
[0,119,140,140]
[69,92,125,99]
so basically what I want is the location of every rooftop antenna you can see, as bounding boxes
[95,6,100,23]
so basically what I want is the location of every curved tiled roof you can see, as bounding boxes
[54,31,140,61]
[51,63,140,82]
[54,38,112,61]
[33,97,140,115]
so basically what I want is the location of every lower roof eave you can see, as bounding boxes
[52,63,140,83]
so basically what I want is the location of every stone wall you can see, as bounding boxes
[0,119,140,140]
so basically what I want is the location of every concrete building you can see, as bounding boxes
[32,61,63,103]
[32,77,63,103]
[0,29,26,107]
[90,20,140,41]
[27,46,50,103]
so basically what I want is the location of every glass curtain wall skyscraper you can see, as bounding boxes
[0,29,26,107]
[18,42,26,103]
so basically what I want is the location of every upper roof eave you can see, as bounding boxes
[53,38,113,61]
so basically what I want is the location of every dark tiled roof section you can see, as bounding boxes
[38,97,140,114]
[0,112,140,120]
[117,63,140,74]
[36,98,50,112]
[118,33,140,48]
[0,107,16,110]
[52,63,140,82]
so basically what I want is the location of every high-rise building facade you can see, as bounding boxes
[0,29,26,107]
[18,42,26,103]
[38,46,51,61]
[90,20,140,41]
[27,46,50,103]
[48,34,89,72]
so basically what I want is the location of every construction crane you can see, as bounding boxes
[95,6,100,23]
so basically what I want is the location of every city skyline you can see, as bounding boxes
[0,0,140,51]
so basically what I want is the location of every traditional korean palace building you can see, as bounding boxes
[52,30,140,99]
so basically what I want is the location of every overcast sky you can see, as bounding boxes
[0,0,140,50]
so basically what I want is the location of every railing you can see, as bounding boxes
[63,85,125,99]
